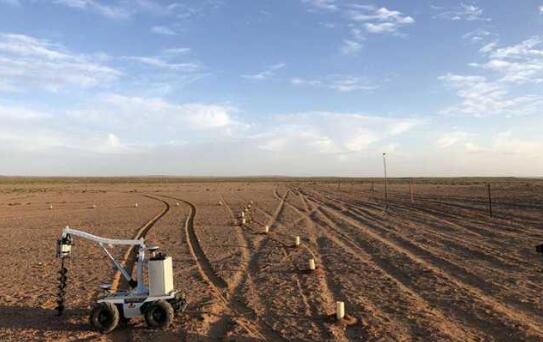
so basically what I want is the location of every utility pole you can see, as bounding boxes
[383,153,388,211]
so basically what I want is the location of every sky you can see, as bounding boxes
[0,0,542,177]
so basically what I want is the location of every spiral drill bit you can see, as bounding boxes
[55,258,68,316]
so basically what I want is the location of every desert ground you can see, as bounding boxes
[1,178,543,341]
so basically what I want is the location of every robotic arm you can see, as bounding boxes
[56,226,146,289]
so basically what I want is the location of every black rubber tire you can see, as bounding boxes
[144,300,174,329]
[89,302,119,334]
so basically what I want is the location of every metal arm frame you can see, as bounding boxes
[61,226,148,295]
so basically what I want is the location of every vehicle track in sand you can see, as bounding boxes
[220,189,340,340]
[301,190,543,340]
[315,188,542,267]
[280,191,359,341]
[109,194,171,342]
[317,191,543,287]
[290,189,474,341]
[163,195,287,341]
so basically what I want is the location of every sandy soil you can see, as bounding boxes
[1,179,543,341]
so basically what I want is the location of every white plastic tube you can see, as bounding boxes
[336,301,345,320]
[308,258,316,271]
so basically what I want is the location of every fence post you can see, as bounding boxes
[487,183,493,217]
[383,153,388,211]
[410,179,414,204]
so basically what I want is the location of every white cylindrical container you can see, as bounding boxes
[135,203,138,208]
[336,301,345,320]
[148,256,174,296]
[242,218,246,225]
[49,204,53,210]
[264,225,269,234]
[308,258,316,271]
[295,236,301,247]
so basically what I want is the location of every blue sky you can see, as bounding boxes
[0,0,542,176]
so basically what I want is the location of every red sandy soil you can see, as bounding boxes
[1,179,543,341]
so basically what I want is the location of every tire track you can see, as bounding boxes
[110,194,171,342]
[303,191,543,340]
[325,191,542,274]
[164,195,287,341]
[291,189,474,341]
[320,193,543,321]
[318,190,543,297]
[226,190,333,340]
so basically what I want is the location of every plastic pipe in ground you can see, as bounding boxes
[308,258,316,271]
[336,301,345,320]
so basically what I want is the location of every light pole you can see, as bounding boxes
[383,152,388,210]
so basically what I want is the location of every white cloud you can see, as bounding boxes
[0,93,241,156]
[302,2,414,54]
[340,39,362,55]
[437,131,470,148]
[290,75,377,92]
[436,130,543,159]
[71,93,239,131]
[347,6,414,36]
[163,47,192,55]
[151,26,177,36]
[436,3,490,22]
[241,63,285,81]
[463,29,490,43]
[0,33,121,92]
[439,73,542,117]
[256,112,420,155]
[53,0,130,19]
[124,56,200,72]
[301,0,337,11]
[440,36,543,117]
[493,131,542,157]
[477,36,543,84]
[479,41,498,53]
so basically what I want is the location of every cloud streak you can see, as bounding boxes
[0,33,121,92]
[290,75,378,92]
[241,63,285,81]
[440,36,543,117]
